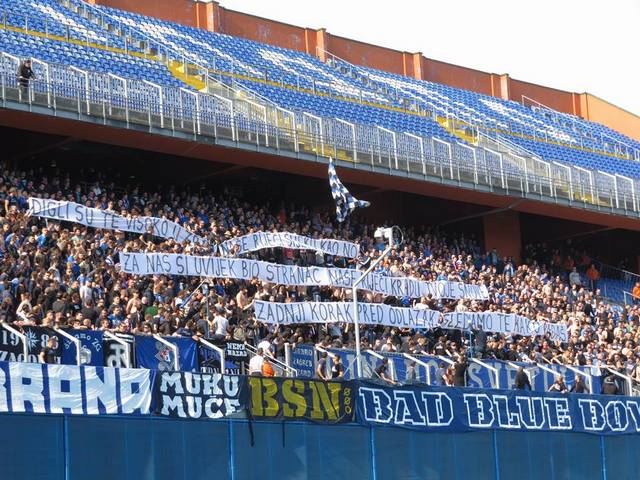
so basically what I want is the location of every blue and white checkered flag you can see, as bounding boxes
[328,158,370,222]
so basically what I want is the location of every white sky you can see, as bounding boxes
[220,0,640,117]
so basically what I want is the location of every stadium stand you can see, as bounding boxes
[2,1,640,478]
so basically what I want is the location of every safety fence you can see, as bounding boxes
[1,359,639,479]
[2,325,637,397]
[2,50,640,219]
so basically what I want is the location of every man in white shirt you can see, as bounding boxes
[257,334,274,357]
[569,267,582,287]
[213,308,228,337]
[249,347,265,375]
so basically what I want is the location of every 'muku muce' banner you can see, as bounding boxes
[155,371,248,419]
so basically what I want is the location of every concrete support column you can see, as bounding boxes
[483,210,521,263]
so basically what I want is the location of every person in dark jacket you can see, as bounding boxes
[570,375,590,394]
[473,326,487,358]
[514,367,531,390]
[17,59,35,101]
[452,355,467,387]
[601,375,619,395]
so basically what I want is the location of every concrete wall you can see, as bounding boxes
[78,0,640,140]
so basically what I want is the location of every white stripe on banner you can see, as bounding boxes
[27,197,207,245]
[119,252,489,300]
[218,232,359,259]
[253,301,568,342]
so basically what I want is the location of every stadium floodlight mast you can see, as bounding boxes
[352,226,403,378]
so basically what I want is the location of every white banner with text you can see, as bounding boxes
[27,197,207,245]
[253,301,567,341]
[120,252,489,300]
[218,232,359,258]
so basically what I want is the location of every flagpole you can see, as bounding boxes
[352,229,395,378]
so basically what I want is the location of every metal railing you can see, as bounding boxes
[2,52,640,219]
[522,95,640,161]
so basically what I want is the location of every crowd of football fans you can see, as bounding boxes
[1,161,640,392]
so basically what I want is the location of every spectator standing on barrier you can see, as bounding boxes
[514,367,531,390]
[374,358,396,385]
[548,375,568,393]
[39,336,58,364]
[249,347,264,376]
[473,325,487,359]
[405,360,417,383]
[435,362,447,386]
[452,355,467,387]
[17,59,35,101]
[316,351,329,380]
[331,355,344,379]
[601,375,619,395]
[570,375,589,394]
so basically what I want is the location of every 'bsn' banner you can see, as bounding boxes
[155,371,248,419]
[249,376,354,423]
[356,382,640,435]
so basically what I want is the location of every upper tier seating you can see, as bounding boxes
[2,0,639,181]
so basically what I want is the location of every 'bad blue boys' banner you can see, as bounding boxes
[136,336,198,372]
[0,361,154,415]
[356,382,640,435]
[61,330,104,366]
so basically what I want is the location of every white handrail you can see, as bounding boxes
[245,342,298,377]
[1,323,29,362]
[438,355,455,366]
[54,327,82,366]
[551,358,594,393]
[470,357,499,389]
[153,334,179,371]
[198,338,225,374]
[403,353,432,385]
[103,331,131,368]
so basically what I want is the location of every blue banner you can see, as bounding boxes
[0,361,154,415]
[328,349,602,393]
[291,345,316,378]
[61,330,104,367]
[356,382,640,435]
[198,345,241,374]
[135,336,198,372]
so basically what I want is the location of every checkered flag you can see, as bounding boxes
[328,158,370,222]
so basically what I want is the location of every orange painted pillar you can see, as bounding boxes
[498,74,510,101]
[315,28,328,62]
[412,52,423,80]
[194,1,215,31]
[483,210,521,263]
